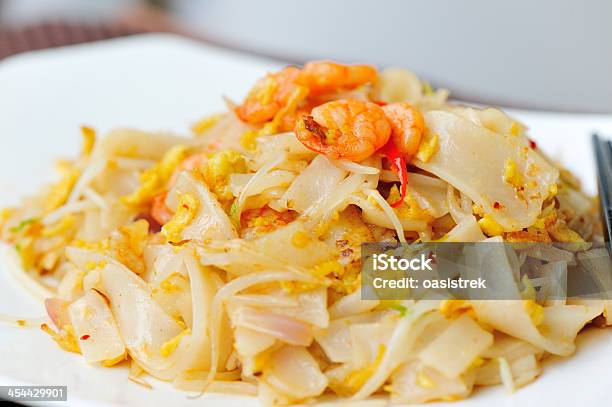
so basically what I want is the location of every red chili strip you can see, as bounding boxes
[528,138,537,149]
[379,139,408,208]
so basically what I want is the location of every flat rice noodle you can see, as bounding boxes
[68,289,125,363]
[178,250,229,373]
[150,271,192,326]
[418,314,493,378]
[481,332,543,360]
[303,173,368,231]
[65,247,117,270]
[415,110,559,231]
[315,312,388,364]
[329,290,379,319]
[407,173,449,219]
[252,220,336,269]
[440,215,486,242]
[166,172,237,241]
[251,132,316,171]
[270,287,329,328]
[232,325,276,357]
[76,205,134,243]
[262,345,328,402]
[280,155,347,213]
[390,361,475,404]
[142,244,187,284]
[350,193,428,232]
[95,129,190,160]
[91,261,184,378]
[229,170,295,198]
[352,301,441,400]
[83,249,219,379]
[469,300,603,356]
[194,111,253,152]
[536,261,568,305]
[462,242,522,300]
[230,305,313,346]
[476,353,541,388]
[350,319,397,368]
[197,239,306,275]
[56,262,85,300]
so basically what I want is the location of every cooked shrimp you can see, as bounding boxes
[298,61,378,96]
[382,102,425,158]
[235,66,303,124]
[295,99,391,162]
[236,62,377,125]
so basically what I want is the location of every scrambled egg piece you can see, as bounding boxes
[291,230,310,248]
[509,121,522,136]
[71,238,110,253]
[503,158,524,189]
[415,133,439,163]
[191,113,223,136]
[121,145,189,207]
[46,168,80,213]
[521,274,537,301]
[253,76,278,105]
[440,299,475,319]
[153,272,188,294]
[387,185,432,221]
[110,219,149,274]
[15,236,35,270]
[240,130,259,151]
[280,259,341,294]
[202,150,246,200]
[41,323,80,354]
[85,260,108,272]
[548,221,584,243]
[259,86,309,136]
[472,204,484,217]
[159,145,190,180]
[524,300,544,326]
[311,259,343,279]
[0,207,14,229]
[240,207,295,239]
[416,371,436,389]
[161,193,198,244]
[531,203,558,231]
[422,81,434,96]
[478,215,505,236]
[342,345,386,394]
[41,215,76,237]
[504,229,551,243]
[80,125,96,157]
[101,351,127,367]
[160,328,191,357]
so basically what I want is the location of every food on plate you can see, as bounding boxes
[1,60,609,405]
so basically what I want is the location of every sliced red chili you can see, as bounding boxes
[80,334,90,341]
[379,139,408,208]
[528,138,537,149]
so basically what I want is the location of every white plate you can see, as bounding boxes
[0,34,611,407]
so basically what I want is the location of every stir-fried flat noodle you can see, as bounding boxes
[1,61,609,405]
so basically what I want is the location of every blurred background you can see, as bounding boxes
[0,0,610,113]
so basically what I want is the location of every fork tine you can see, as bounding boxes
[592,133,612,242]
